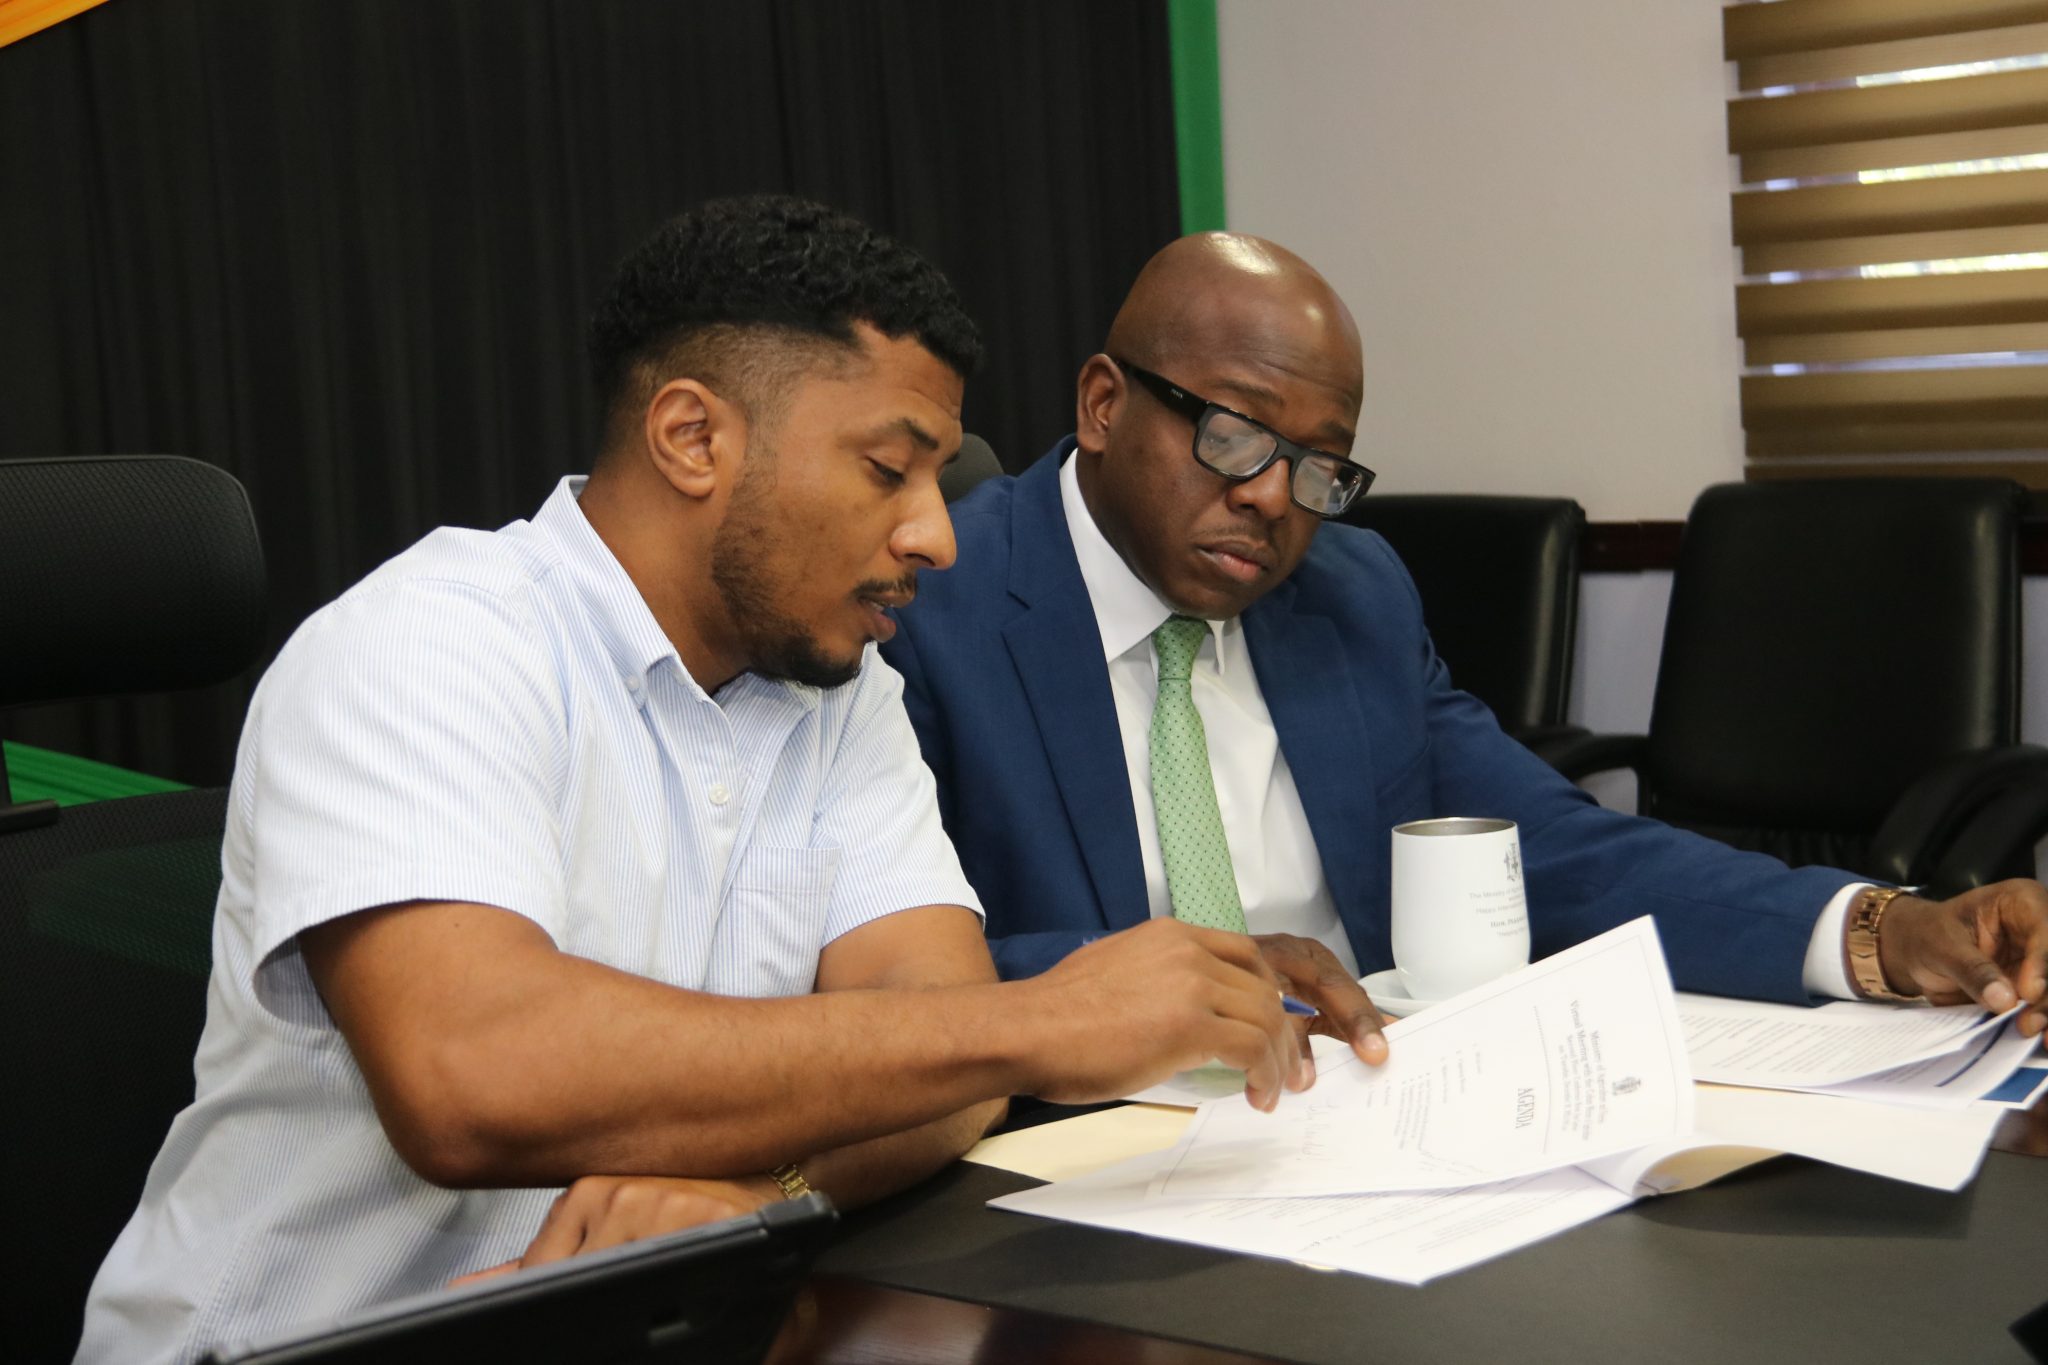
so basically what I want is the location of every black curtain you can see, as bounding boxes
[0,0,1182,785]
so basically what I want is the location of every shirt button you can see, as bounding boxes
[708,783,731,807]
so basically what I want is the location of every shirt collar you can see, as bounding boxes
[534,475,674,678]
[1058,449,1231,671]
[531,476,822,714]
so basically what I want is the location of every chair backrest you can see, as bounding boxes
[1340,495,1586,733]
[1643,478,2023,873]
[0,455,265,709]
[0,455,263,1356]
[0,788,227,1362]
[940,432,1002,505]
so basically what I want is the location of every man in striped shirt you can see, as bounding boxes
[78,197,1326,1365]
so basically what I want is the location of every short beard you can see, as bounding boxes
[710,449,866,690]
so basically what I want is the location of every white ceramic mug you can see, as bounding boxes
[1389,816,1531,1001]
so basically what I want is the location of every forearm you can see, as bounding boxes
[396,964,1034,1187]
[308,902,1049,1188]
[478,1095,1012,1280]
[797,1095,1008,1211]
[314,904,1304,1191]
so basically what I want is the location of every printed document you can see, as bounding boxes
[1148,918,1692,1198]
[989,1072,2010,1288]
[988,923,2031,1286]
[1580,1082,2003,1194]
[1679,993,2014,1088]
[1801,1018,2040,1110]
[992,1147,1632,1287]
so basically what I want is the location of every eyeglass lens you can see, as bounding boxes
[1195,409,1364,515]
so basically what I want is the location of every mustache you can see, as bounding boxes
[855,572,920,608]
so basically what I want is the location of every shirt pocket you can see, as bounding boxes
[714,844,843,998]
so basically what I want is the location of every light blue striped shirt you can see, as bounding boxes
[78,476,981,1364]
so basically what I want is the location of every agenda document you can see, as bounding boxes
[1150,917,1692,1199]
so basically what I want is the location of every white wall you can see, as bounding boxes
[1215,0,1744,520]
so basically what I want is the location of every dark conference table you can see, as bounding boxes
[769,1102,2048,1365]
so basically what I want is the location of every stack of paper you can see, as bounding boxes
[1141,917,1695,1201]
[990,1149,1636,1288]
[979,916,2040,1286]
[1681,991,2034,1108]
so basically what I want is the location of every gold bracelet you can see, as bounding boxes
[767,1162,812,1200]
[1843,885,1921,1003]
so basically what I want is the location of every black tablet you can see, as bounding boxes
[199,1192,836,1365]
[2015,1297,2048,1364]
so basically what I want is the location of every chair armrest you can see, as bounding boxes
[0,798,61,834]
[1910,758,2048,898]
[1535,730,1649,784]
[1509,723,1589,764]
[1870,744,2048,888]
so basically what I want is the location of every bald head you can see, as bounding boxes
[1071,231,1368,620]
[1105,232,1362,416]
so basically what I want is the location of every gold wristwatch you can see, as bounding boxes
[767,1162,812,1200]
[1844,885,1921,1002]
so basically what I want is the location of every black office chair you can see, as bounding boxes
[0,455,265,1363]
[940,432,1002,504]
[1544,479,2048,894]
[1341,494,1587,747]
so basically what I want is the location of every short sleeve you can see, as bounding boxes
[809,650,983,944]
[242,577,571,1018]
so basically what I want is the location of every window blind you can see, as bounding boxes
[1725,0,2048,482]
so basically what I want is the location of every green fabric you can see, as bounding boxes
[1149,617,1246,933]
[4,743,215,979]
[3,741,188,806]
[1166,0,1226,233]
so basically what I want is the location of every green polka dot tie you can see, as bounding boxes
[1150,616,1248,934]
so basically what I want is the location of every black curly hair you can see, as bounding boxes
[588,195,982,452]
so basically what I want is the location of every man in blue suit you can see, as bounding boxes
[882,232,2048,1048]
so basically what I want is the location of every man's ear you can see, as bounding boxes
[644,379,743,501]
[1074,354,1123,456]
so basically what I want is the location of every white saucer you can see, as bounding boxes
[1361,968,1442,1017]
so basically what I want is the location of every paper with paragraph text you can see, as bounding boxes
[1147,918,1692,1199]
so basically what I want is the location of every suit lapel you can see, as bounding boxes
[1001,448,1150,931]
[1245,583,1384,942]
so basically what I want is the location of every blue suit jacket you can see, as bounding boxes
[883,439,1852,1002]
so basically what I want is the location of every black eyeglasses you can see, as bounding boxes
[1111,357,1374,519]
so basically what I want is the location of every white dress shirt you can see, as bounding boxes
[1056,452,1860,996]
[78,477,981,1365]
[1060,454,1359,973]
